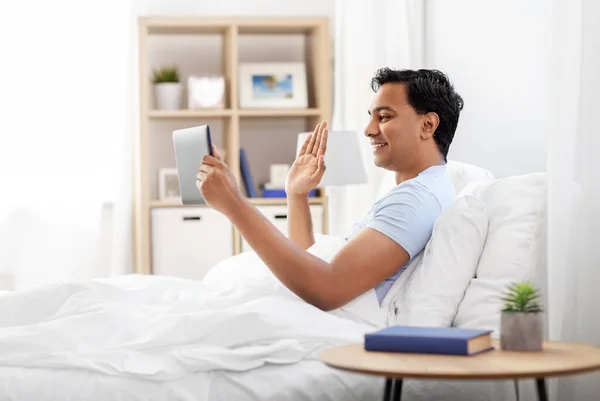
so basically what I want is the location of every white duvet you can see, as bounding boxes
[0,235,384,382]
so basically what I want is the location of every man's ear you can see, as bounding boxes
[421,112,439,140]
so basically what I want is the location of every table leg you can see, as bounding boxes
[383,378,392,401]
[536,378,547,401]
[382,378,403,401]
[392,379,403,401]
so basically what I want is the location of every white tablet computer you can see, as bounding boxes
[172,125,213,205]
[296,130,368,186]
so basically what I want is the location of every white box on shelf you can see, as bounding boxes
[269,164,290,187]
[187,75,225,109]
[241,204,324,253]
[151,207,233,280]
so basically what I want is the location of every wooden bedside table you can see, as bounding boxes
[319,339,600,401]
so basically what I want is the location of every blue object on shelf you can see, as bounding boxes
[261,188,317,198]
[240,148,258,198]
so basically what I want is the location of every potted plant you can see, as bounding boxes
[152,66,182,110]
[500,281,544,351]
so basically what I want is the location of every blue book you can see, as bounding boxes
[261,188,317,198]
[364,326,494,356]
[239,148,258,198]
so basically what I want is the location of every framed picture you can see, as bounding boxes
[158,168,181,202]
[239,62,308,109]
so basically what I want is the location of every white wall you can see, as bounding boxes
[426,0,552,178]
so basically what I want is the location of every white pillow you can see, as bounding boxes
[387,194,489,327]
[452,173,547,333]
[376,160,495,201]
[445,160,496,194]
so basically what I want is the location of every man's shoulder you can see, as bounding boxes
[379,174,455,211]
[364,169,454,259]
[395,166,456,208]
[375,183,441,219]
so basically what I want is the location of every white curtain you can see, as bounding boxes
[0,1,134,290]
[547,0,600,399]
[328,0,426,237]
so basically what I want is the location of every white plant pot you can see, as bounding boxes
[500,312,543,351]
[155,82,182,110]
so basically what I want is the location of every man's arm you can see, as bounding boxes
[284,121,327,249]
[198,146,438,312]
[287,194,315,249]
[228,195,410,311]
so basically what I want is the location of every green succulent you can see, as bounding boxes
[502,281,543,313]
[152,66,180,84]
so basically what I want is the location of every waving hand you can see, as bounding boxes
[285,121,328,196]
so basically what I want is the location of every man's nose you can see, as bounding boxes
[364,119,378,137]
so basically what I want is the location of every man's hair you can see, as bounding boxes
[370,68,464,159]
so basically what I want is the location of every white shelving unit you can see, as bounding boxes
[134,16,333,278]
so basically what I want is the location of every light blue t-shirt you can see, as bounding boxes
[346,164,456,304]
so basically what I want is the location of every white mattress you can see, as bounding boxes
[0,361,383,401]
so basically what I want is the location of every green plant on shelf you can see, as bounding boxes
[501,281,543,313]
[152,66,180,84]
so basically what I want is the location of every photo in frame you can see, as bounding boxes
[239,62,308,109]
[158,168,181,202]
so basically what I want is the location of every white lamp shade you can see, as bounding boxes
[296,130,368,186]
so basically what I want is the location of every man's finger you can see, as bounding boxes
[312,121,327,156]
[202,154,219,166]
[318,155,326,171]
[317,126,328,158]
[199,164,211,174]
[298,134,312,156]
[212,145,222,161]
[306,122,321,154]
[310,122,323,156]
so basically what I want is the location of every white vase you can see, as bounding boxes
[155,83,182,110]
[500,312,543,351]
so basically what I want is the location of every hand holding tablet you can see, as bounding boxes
[173,124,242,214]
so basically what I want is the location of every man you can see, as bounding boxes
[196,68,464,311]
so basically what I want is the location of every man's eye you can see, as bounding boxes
[379,115,390,122]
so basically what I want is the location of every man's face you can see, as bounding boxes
[364,83,424,170]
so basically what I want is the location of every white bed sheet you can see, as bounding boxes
[0,237,387,401]
[0,235,518,401]
[0,360,383,401]
[0,363,519,401]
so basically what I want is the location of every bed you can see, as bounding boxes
[0,162,547,401]
[0,240,388,401]
[0,249,511,401]
[0,361,382,401]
